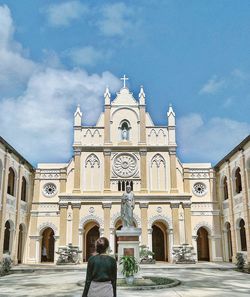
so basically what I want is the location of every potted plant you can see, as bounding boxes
[119,255,139,285]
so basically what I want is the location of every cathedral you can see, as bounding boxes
[0,78,249,266]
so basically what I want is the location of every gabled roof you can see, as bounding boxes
[0,136,34,170]
[214,134,250,169]
[112,87,138,106]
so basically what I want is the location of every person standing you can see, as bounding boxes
[82,237,117,297]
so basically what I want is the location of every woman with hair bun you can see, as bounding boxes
[82,237,117,297]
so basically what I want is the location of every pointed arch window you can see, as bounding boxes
[21,177,27,202]
[7,168,15,196]
[235,167,242,194]
[151,154,166,191]
[223,176,228,200]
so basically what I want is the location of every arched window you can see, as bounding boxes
[122,181,125,191]
[151,154,166,191]
[239,219,247,251]
[21,177,27,202]
[223,177,228,200]
[130,180,133,191]
[118,181,121,191]
[235,167,242,194]
[7,168,15,196]
[120,120,130,141]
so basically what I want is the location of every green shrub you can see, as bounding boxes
[236,253,245,271]
[119,255,139,277]
[0,255,12,276]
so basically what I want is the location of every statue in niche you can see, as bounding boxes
[121,185,135,228]
[121,122,129,141]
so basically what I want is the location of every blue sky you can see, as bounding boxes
[0,0,249,165]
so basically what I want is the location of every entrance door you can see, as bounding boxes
[41,228,55,262]
[152,225,165,261]
[197,227,209,261]
[226,223,232,262]
[17,225,24,263]
[86,225,100,260]
[3,221,11,253]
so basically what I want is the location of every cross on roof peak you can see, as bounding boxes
[120,74,129,88]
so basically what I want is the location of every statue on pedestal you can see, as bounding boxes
[121,185,135,228]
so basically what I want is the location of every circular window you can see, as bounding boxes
[113,153,137,178]
[192,182,207,197]
[43,183,57,197]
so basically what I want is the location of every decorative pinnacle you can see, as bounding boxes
[139,85,145,98]
[74,104,82,117]
[104,86,111,98]
[167,103,175,116]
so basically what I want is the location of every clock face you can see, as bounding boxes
[113,153,137,178]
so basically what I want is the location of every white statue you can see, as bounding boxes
[122,128,128,140]
[121,185,135,228]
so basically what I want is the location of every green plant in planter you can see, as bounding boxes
[119,255,139,278]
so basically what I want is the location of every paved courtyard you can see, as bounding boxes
[0,265,250,297]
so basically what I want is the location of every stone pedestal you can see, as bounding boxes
[116,227,142,278]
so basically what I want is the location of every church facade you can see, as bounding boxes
[0,80,249,265]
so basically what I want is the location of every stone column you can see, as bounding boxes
[139,105,146,144]
[171,203,180,245]
[72,203,81,246]
[183,202,192,245]
[73,149,81,193]
[169,150,178,193]
[192,235,198,262]
[240,150,250,264]
[140,149,147,193]
[12,164,24,264]
[140,203,148,246]
[59,169,67,193]
[226,162,237,262]
[148,228,153,251]
[0,152,10,260]
[59,204,68,246]
[168,228,174,263]
[103,203,111,239]
[222,229,229,262]
[183,168,190,193]
[104,105,111,144]
[54,235,60,263]
[104,150,111,192]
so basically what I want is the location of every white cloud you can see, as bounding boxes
[178,113,250,163]
[65,46,111,66]
[97,2,138,37]
[0,5,37,95]
[199,75,225,94]
[0,5,120,164]
[44,1,88,27]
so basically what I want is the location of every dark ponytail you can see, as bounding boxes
[96,237,109,254]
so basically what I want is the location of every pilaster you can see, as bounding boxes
[171,203,180,245]
[169,149,178,193]
[72,203,81,246]
[182,202,192,245]
[140,203,148,245]
[104,150,111,192]
[139,105,146,144]
[73,148,81,193]
[104,104,111,144]
[59,204,68,246]
[140,149,147,193]
[102,202,111,239]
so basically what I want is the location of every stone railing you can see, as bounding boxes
[6,194,16,212]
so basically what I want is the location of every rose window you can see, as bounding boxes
[43,183,57,197]
[193,182,207,196]
[113,153,137,178]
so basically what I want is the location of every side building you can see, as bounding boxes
[0,137,34,264]
[215,135,250,264]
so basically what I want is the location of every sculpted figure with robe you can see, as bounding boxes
[121,185,135,228]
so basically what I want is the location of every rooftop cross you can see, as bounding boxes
[120,74,129,88]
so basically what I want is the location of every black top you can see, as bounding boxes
[82,254,117,297]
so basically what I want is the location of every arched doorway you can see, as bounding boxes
[152,222,168,261]
[85,224,100,261]
[197,227,210,261]
[41,228,55,262]
[17,224,25,263]
[3,221,11,253]
[239,219,247,251]
[225,222,232,262]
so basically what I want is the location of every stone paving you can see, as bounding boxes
[0,265,250,297]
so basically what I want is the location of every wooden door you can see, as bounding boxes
[86,225,100,260]
[152,225,165,261]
